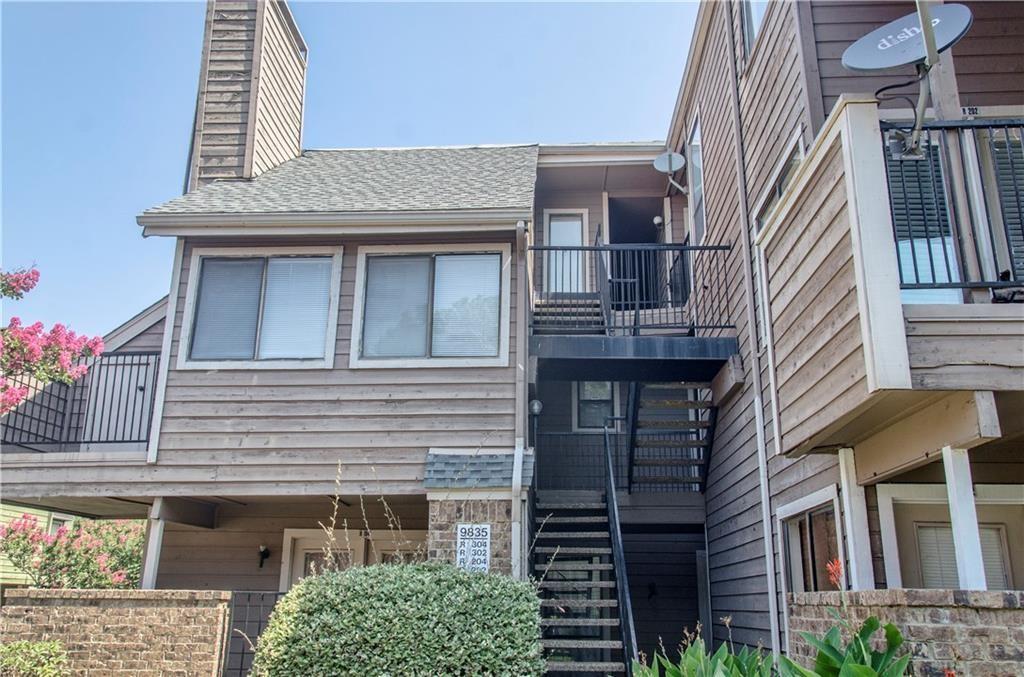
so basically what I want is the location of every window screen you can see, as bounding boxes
[577,381,614,430]
[189,255,334,362]
[742,1,769,52]
[789,504,840,592]
[688,121,705,243]
[361,252,502,359]
[190,258,264,360]
[916,523,1009,589]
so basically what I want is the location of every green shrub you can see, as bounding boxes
[633,633,772,677]
[251,562,545,676]
[0,640,68,677]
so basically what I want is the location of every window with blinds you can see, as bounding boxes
[189,256,334,362]
[361,252,501,359]
[915,523,1010,589]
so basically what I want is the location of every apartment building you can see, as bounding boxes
[2,1,1021,675]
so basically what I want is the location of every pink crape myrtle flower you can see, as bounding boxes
[0,268,40,299]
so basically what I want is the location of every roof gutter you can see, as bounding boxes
[137,208,533,237]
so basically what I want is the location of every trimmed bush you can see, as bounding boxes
[0,640,68,677]
[251,562,544,676]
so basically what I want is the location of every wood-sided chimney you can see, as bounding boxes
[185,0,307,192]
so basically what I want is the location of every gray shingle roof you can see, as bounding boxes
[424,452,535,490]
[142,145,539,216]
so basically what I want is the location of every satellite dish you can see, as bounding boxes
[653,151,686,175]
[842,3,972,72]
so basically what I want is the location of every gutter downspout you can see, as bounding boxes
[723,4,781,654]
[510,219,528,580]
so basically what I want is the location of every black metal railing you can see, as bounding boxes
[882,119,1024,300]
[534,432,628,491]
[223,591,284,677]
[1,351,160,452]
[530,240,733,334]
[603,416,637,674]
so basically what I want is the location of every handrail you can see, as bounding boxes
[530,243,731,251]
[594,230,614,331]
[603,415,638,674]
[624,383,641,493]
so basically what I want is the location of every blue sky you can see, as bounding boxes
[2,1,697,337]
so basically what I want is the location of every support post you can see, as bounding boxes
[838,448,875,590]
[941,446,986,589]
[140,500,166,589]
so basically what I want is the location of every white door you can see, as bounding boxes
[546,213,586,294]
[282,530,367,590]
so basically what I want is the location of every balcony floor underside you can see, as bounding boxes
[531,335,739,381]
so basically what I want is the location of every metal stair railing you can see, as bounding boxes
[603,414,638,675]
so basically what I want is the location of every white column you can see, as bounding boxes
[838,448,875,590]
[941,446,986,590]
[140,499,166,589]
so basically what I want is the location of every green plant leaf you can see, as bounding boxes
[879,654,911,677]
[778,655,820,677]
[839,662,879,677]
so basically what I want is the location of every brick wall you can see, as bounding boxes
[0,589,231,676]
[428,499,513,575]
[788,590,1024,677]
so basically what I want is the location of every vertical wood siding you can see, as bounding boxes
[809,1,1024,115]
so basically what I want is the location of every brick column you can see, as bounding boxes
[427,498,513,575]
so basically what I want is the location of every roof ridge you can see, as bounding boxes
[303,143,539,152]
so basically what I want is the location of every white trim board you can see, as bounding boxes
[176,245,344,371]
[147,239,184,464]
[776,484,848,590]
[348,242,512,369]
[875,483,1024,588]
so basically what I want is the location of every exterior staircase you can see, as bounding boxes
[533,491,626,675]
[629,382,715,493]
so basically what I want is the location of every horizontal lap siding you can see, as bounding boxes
[156,498,428,590]
[763,143,867,454]
[154,238,518,494]
[683,1,773,649]
[904,307,1024,390]
[251,0,304,176]
[811,1,1024,114]
[116,318,166,352]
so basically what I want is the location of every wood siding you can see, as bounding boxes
[250,0,305,176]
[117,317,166,353]
[808,1,1024,116]
[187,0,305,190]
[156,498,427,590]
[904,304,1024,391]
[762,143,868,454]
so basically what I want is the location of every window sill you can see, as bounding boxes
[175,357,335,371]
[348,355,509,369]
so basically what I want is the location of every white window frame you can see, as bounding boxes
[177,246,344,371]
[686,114,706,245]
[875,483,1024,588]
[776,484,847,593]
[571,381,621,433]
[278,528,428,591]
[349,243,512,369]
[543,209,590,293]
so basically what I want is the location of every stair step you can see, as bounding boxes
[546,661,626,673]
[536,502,606,511]
[535,531,609,539]
[638,420,710,429]
[633,458,702,466]
[635,439,708,448]
[541,598,618,609]
[539,562,614,572]
[633,476,701,484]
[536,515,607,524]
[641,399,706,409]
[538,580,616,590]
[541,617,619,627]
[644,382,711,390]
[543,639,623,650]
[535,546,612,555]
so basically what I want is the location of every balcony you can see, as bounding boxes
[527,241,738,382]
[882,118,1024,303]
[1,352,160,454]
[755,95,1024,459]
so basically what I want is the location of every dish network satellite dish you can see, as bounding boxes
[653,151,687,194]
[841,3,972,158]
